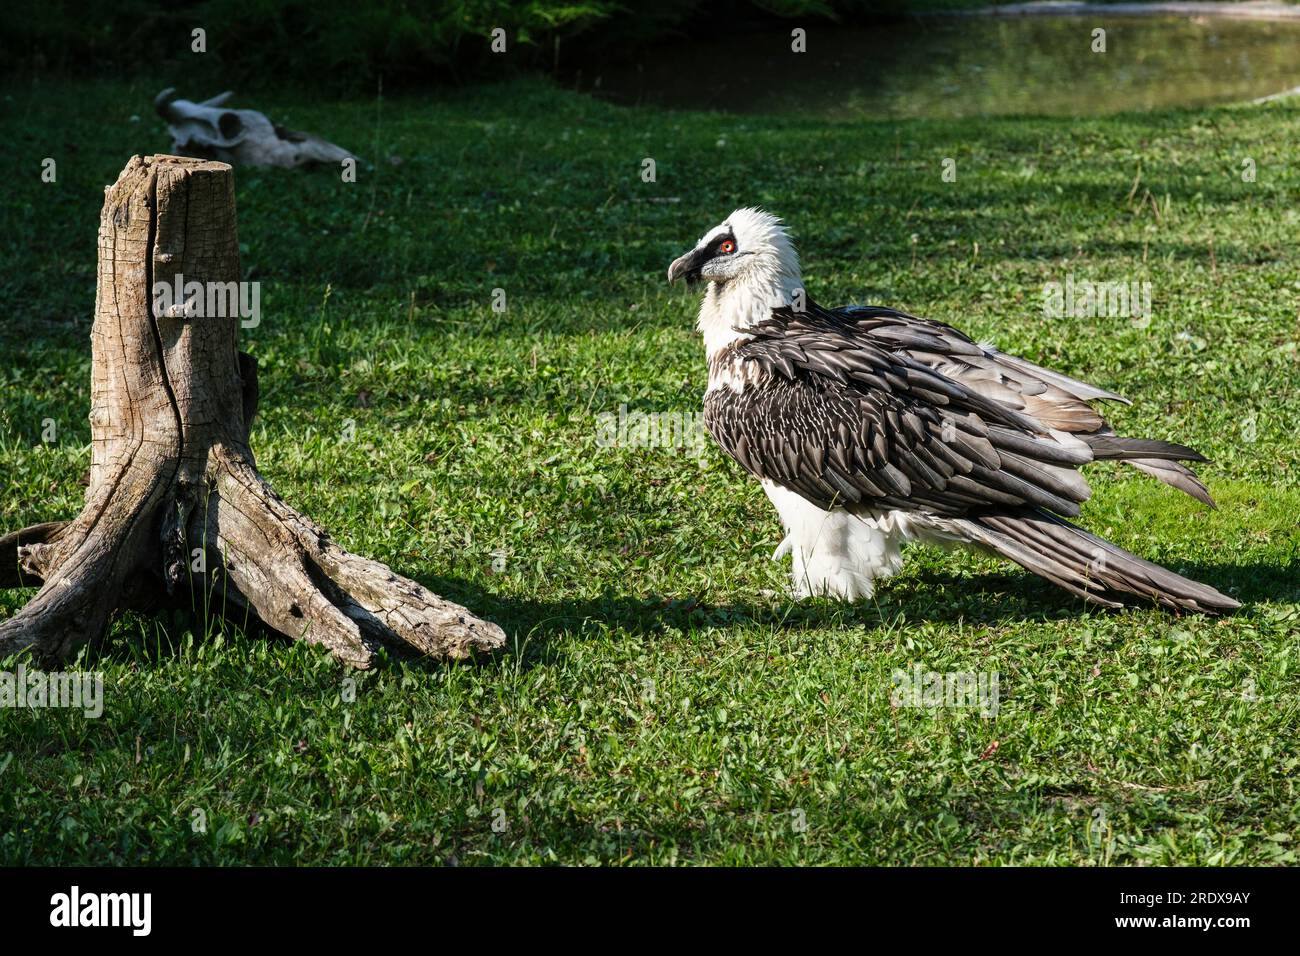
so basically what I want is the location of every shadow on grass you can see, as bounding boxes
[412,553,1283,670]
[62,552,1282,673]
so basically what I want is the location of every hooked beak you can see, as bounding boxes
[667,247,706,285]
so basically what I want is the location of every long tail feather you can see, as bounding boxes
[1085,434,1207,462]
[957,508,1239,613]
[1081,431,1216,505]
[1126,458,1216,508]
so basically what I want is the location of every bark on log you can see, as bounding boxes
[0,154,505,668]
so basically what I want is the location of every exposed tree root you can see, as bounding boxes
[0,155,504,668]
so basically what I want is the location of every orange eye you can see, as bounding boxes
[719,240,735,254]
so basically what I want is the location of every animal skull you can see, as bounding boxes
[154,88,356,169]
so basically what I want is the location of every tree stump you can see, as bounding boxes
[0,155,505,668]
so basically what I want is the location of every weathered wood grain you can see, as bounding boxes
[0,155,504,667]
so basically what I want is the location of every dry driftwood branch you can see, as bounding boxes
[0,154,504,668]
[154,89,357,169]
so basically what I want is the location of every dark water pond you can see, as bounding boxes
[582,16,1300,118]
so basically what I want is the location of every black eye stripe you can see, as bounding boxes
[705,231,737,256]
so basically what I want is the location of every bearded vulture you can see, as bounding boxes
[668,207,1237,613]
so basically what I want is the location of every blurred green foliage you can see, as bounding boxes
[0,0,1096,92]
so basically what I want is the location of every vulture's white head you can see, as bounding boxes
[669,207,804,356]
[667,206,800,287]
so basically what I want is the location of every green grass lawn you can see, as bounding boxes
[1,75,1297,865]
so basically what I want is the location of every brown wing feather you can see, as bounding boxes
[705,309,1099,519]
[834,305,1215,505]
